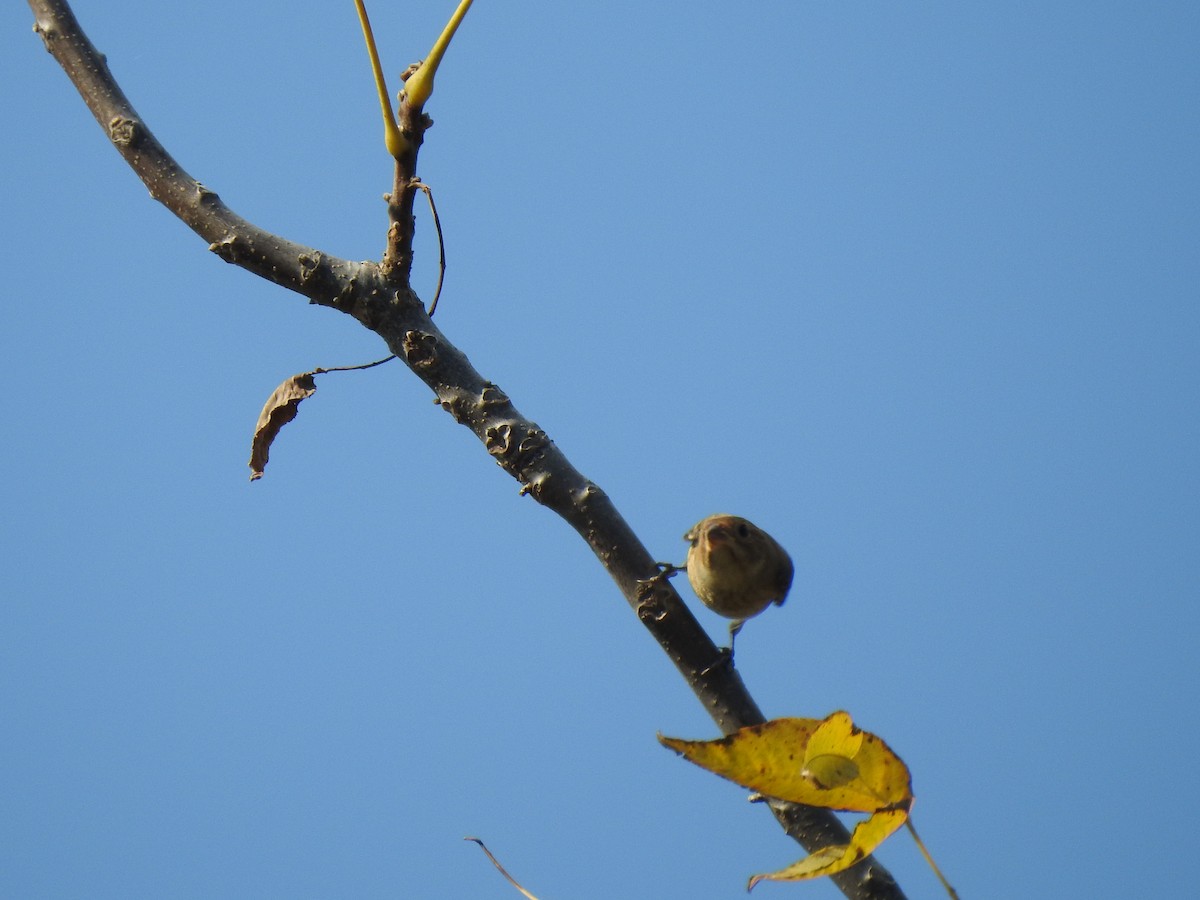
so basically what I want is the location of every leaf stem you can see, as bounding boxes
[353,0,407,158]
[402,0,474,109]
[313,354,397,375]
[904,819,960,899]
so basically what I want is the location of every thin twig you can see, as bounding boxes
[313,354,396,375]
[465,837,541,900]
[411,181,446,316]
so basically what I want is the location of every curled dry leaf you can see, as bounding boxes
[248,371,318,481]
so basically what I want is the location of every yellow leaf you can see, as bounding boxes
[747,808,909,889]
[662,713,960,895]
[658,711,912,813]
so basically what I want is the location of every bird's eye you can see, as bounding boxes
[736,522,751,538]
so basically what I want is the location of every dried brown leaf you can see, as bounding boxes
[248,372,317,481]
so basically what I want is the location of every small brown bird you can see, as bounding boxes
[684,514,794,650]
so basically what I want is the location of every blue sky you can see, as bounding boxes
[3,2,1198,898]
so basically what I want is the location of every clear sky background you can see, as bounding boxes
[3,2,1198,898]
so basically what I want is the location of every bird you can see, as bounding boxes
[683,514,793,653]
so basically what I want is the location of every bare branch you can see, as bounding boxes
[27,0,367,309]
[26,2,908,897]
[383,79,432,281]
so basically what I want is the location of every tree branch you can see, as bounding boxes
[26,2,906,897]
[383,74,428,281]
